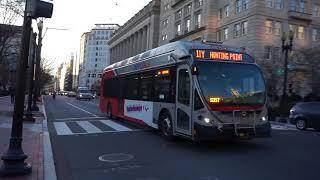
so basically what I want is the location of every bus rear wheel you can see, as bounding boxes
[160,112,174,140]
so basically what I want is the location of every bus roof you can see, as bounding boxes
[103,41,249,77]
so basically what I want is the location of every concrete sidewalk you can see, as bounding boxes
[0,96,56,180]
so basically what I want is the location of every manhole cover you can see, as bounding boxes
[98,153,134,162]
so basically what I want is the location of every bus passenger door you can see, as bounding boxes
[175,65,192,136]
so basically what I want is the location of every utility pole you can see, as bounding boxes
[25,32,37,121]
[0,1,33,176]
[280,30,294,117]
[31,20,43,111]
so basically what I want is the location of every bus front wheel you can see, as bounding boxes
[160,112,174,140]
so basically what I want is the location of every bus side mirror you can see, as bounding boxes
[191,65,199,75]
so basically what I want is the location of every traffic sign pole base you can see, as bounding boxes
[0,138,32,177]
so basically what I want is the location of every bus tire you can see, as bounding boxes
[106,103,113,119]
[159,111,174,140]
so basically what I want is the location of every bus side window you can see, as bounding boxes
[103,78,111,97]
[194,90,204,111]
[125,74,140,100]
[140,71,154,101]
[153,67,175,103]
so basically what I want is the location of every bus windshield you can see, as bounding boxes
[196,62,266,106]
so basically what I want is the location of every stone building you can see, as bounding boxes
[159,0,320,98]
[107,0,320,98]
[78,24,119,89]
[108,0,161,64]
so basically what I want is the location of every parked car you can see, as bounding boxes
[76,89,94,100]
[289,102,320,131]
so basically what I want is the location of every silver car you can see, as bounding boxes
[76,89,94,100]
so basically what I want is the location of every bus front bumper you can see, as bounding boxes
[194,122,271,141]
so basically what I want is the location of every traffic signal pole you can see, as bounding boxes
[31,21,43,111]
[25,32,37,121]
[0,1,33,176]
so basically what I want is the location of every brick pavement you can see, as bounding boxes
[0,96,45,180]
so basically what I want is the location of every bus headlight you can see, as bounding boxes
[204,117,211,124]
[261,116,267,121]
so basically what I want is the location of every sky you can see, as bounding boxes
[39,0,152,72]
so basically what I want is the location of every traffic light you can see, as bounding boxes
[27,0,54,19]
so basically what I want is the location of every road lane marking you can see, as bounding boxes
[77,121,102,134]
[54,122,73,135]
[55,117,105,121]
[100,120,132,131]
[66,102,98,117]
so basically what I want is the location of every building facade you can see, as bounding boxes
[78,24,119,89]
[108,0,161,64]
[159,0,320,98]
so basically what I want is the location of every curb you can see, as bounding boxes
[42,96,57,180]
[270,121,295,128]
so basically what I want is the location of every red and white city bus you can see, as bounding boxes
[100,41,271,141]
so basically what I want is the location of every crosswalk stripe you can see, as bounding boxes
[100,120,132,131]
[77,121,103,134]
[54,122,73,135]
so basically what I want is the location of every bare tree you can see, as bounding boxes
[0,0,24,89]
[38,58,54,91]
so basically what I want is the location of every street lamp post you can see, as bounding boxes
[25,32,37,121]
[31,20,43,111]
[280,30,294,117]
[0,1,33,176]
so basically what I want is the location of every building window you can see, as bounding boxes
[217,30,222,41]
[290,0,297,11]
[266,0,273,8]
[265,20,273,34]
[224,5,230,17]
[274,21,281,35]
[299,0,306,13]
[264,46,272,60]
[218,8,223,20]
[234,23,241,37]
[313,5,320,16]
[195,0,203,8]
[162,34,168,41]
[312,29,319,41]
[243,0,249,10]
[290,24,297,38]
[176,23,181,36]
[242,21,248,35]
[185,4,192,14]
[164,4,170,11]
[297,26,305,39]
[95,64,97,67]
[185,18,191,32]
[236,0,242,13]
[175,10,182,20]
[275,0,283,9]
[267,0,282,9]
[195,13,201,28]
[162,19,169,28]
[88,74,91,78]
[223,28,229,40]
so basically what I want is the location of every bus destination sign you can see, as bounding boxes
[193,50,243,61]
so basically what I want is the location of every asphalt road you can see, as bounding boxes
[44,95,320,180]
